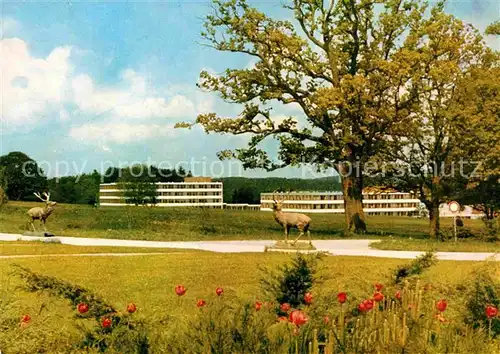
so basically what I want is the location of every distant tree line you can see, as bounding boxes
[0,152,191,205]
[216,177,342,204]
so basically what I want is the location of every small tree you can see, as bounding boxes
[0,151,47,200]
[383,7,498,238]
[459,175,500,220]
[260,253,324,309]
[118,165,158,206]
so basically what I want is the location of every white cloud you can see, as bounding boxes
[1,34,200,136]
[69,122,177,145]
[71,71,197,120]
[1,38,72,128]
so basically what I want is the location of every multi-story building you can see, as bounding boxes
[99,177,223,208]
[260,189,421,216]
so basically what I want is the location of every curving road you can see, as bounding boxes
[0,233,498,261]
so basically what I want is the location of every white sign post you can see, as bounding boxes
[448,201,460,242]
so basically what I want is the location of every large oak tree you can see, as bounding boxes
[178,0,483,234]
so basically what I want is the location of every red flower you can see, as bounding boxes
[102,317,112,328]
[395,291,402,301]
[127,303,137,313]
[364,299,374,311]
[175,285,186,296]
[280,303,291,312]
[196,299,206,308]
[304,292,313,305]
[323,315,330,324]
[255,301,263,311]
[486,305,499,319]
[374,283,384,292]
[337,292,347,304]
[277,316,288,322]
[289,310,308,326]
[436,299,447,312]
[373,292,384,302]
[359,299,374,313]
[21,314,31,323]
[215,287,224,296]
[77,303,89,314]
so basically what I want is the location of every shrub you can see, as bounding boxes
[162,280,499,353]
[13,265,150,353]
[163,299,296,353]
[259,253,325,311]
[465,262,500,338]
[393,251,437,284]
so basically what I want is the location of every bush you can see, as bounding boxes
[13,265,150,353]
[259,253,325,311]
[162,280,499,353]
[162,299,296,353]
[393,251,437,284]
[465,262,500,338]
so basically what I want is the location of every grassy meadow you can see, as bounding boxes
[1,201,498,252]
[0,241,190,256]
[1,242,499,352]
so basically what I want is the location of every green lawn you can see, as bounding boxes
[371,238,500,253]
[1,250,498,352]
[0,201,484,241]
[0,241,190,256]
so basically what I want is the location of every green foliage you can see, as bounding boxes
[164,299,295,353]
[465,263,500,338]
[457,175,500,220]
[13,265,150,353]
[393,251,437,284]
[486,20,500,35]
[48,170,101,205]
[161,280,498,353]
[260,253,324,310]
[0,151,47,201]
[217,176,341,203]
[0,166,8,208]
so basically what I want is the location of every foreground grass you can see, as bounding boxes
[0,241,190,256]
[1,252,498,352]
[371,238,500,253]
[0,201,484,242]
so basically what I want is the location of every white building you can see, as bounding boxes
[260,190,421,216]
[439,203,484,219]
[99,177,223,208]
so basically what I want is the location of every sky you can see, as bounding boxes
[1,0,499,179]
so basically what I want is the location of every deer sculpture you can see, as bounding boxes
[28,192,57,232]
[272,193,312,245]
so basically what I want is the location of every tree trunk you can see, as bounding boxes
[428,202,440,239]
[339,163,367,235]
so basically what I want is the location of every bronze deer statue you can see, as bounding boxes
[272,193,312,245]
[28,192,57,232]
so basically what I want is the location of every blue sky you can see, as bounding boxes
[1,0,498,178]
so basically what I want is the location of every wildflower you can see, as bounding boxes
[175,285,186,296]
[436,299,447,312]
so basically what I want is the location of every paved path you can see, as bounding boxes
[0,233,498,261]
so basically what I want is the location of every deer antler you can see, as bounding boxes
[43,192,50,201]
[34,192,45,201]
